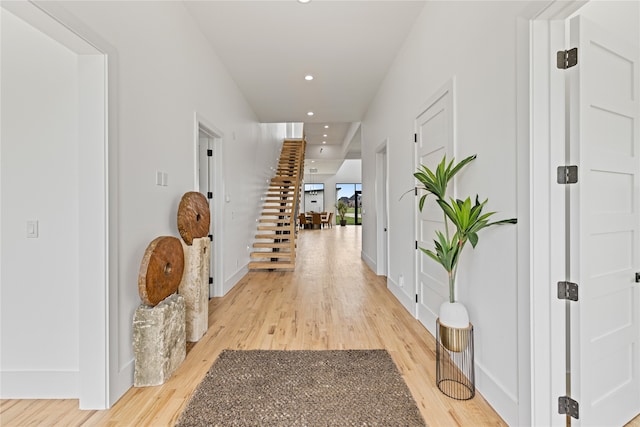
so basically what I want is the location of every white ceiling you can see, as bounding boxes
[183,0,426,173]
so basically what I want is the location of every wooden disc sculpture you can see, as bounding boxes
[177,192,210,245]
[138,236,185,306]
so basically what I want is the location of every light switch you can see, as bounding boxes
[27,220,39,238]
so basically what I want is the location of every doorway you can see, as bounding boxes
[0,2,110,409]
[195,115,224,297]
[375,141,389,276]
[413,79,454,333]
[529,2,640,424]
[354,190,362,225]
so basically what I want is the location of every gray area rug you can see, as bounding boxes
[176,349,426,426]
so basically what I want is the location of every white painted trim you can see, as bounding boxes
[375,139,389,277]
[223,265,248,296]
[2,0,115,409]
[529,2,584,424]
[361,250,376,273]
[387,277,415,316]
[475,359,519,425]
[0,371,79,398]
[413,78,455,322]
[77,52,108,411]
[193,113,225,297]
[27,0,122,409]
[516,13,533,426]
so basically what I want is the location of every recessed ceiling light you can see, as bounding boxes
[298,0,311,3]
[305,75,314,81]
[307,111,314,116]
[322,141,326,144]
[324,125,329,129]
[323,134,327,137]
[311,160,315,163]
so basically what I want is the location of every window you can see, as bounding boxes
[336,183,362,225]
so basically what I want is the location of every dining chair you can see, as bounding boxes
[311,213,322,229]
[298,213,308,230]
[322,212,333,228]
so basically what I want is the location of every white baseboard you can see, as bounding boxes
[361,250,377,273]
[109,358,133,407]
[387,277,416,317]
[224,264,248,295]
[0,370,79,399]
[417,305,438,337]
[475,358,519,425]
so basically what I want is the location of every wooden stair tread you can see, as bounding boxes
[259,214,294,218]
[254,236,294,242]
[257,226,292,231]
[253,242,292,248]
[250,251,292,257]
[248,261,295,270]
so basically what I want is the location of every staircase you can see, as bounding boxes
[248,139,306,270]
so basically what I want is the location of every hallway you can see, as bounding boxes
[1,226,505,426]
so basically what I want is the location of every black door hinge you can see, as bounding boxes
[558,396,579,419]
[415,241,418,250]
[557,166,578,184]
[208,234,213,241]
[415,294,418,303]
[207,191,213,199]
[209,277,213,284]
[414,133,417,143]
[558,281,579,301]
[207,149,213,157]
[557,47,578,69]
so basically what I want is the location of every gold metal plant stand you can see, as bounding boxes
[436,318,475,400]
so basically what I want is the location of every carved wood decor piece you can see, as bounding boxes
[138,236,185,306]
[177,192,210,245]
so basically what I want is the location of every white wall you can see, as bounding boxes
[2,1,284,405]
[361,2,538,424]
[1,9,80,397]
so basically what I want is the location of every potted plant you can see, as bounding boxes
[414,154,516,351]
[335,200,348,226]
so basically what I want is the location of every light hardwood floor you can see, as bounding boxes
[1,226,514,425]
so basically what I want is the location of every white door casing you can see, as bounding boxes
[414,79,455,334]
[194,114,224,297]
[197,127,214,296]
[376,140,389,276]
[568,15,640,426]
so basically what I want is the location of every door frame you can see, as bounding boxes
[375,139,389,276]
[4,0,119,408]
[194,113,225,297]
[413,78,455,333]
[527,1,588,424]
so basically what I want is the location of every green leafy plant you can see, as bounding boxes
[415,155,517,303]
[335,200,348,222]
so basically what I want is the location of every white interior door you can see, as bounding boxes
[198,127,215,297]
[568,15,640,426]
[380,147,388,276]
[415,81,454,333]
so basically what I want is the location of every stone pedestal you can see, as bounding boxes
[133,293,186,387]
[178,237,210,342]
